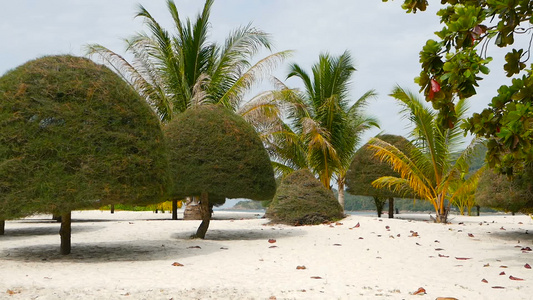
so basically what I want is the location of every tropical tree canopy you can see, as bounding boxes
[0,55,170,220]
[164,104,276,201]
[346,134,415,199]
[368,86,481,223]
[86,0,290,122]
[384,0,533,175]
[266,51,378,193]
[266,169,344,225]
[476,164,533,214]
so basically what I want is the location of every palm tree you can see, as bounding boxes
[86,0,290,218]
[265,51,378,208]
[86,0,290,120]
[368,86,481,223]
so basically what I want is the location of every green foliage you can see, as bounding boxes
[385,0,533,174]
[266,169,344,225]
[0,55,170,220]
[346,134,415,198]
[164,104,276,201]
[86,0,289,122]
[476,164,533,213]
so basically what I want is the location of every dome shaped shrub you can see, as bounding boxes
[266,169,344,225]
[0,55,169,253]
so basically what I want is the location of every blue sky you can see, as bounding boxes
[0,0,512,143]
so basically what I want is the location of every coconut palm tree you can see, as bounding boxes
[86,0,290,219]
[265,51,378,207]
[368,86,481,223]
[86,0,290,120]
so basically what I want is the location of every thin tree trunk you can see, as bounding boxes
[0,220,4,235]
[476,205,480,216]
[110,204,115,214]
[172,200,178,220]
[53,215,62,222]
[388,197,394,219]
[194,192,211,239]
[337,179,345,210]
[59,211,72,255]
[373,196,384,218]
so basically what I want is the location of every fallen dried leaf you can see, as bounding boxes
[220,247,228,250]
[385,226,390,231]
[483,263,490,267]
[492,286,505,289]
[435,248,445,251]
[521,247,532,251]
[358,237,364,239]
[436,298,458,300]
[509,275,524,281]
[500,226,506,230]
[499,271,506,275]
[468,233,474,237]
[412,287,426,295]
[525,263,531,269]
[268,239,276,244]
[439,254,449,258]
[172,262,184,267]
[481,279,488,283]
[354,222,360,228]
[269,246,277,249]
[6,290,20,295]
[296,265,306,270]
[333,244,342,246]
[397,234,401,237]
[311,276,322,279]
[455,257,472,260]
[187,246,201,249]
[335,222,343,226]
[500,265,508,268]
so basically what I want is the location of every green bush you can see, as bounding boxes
[266,169,344,225]
[0,55,170,220]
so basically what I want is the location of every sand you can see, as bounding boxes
[0,210,532,299]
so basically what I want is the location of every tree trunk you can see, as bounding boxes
[337,179,345,210]
[193,192,212,239]
[110,204,115,214]
[184,196,202,220]
[59,212,72,255]
[476,205,480,216]
[53,215,62,222]
[373,196,385,218]
[0,220,4,235]
[388,197,394,219]
[436,207,448,223]
[172,200,178,220]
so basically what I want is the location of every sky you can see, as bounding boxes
[0,0,514,144]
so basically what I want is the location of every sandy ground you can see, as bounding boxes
[0,210,532,300]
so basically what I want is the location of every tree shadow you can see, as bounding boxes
[0,225,103,240]
[1,239,220,263]
[171,226,306,241]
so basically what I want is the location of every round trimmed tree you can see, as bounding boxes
[266,169,344,225]
[0,55,170,254]
[164,104,276,238]
[346,134,415,218]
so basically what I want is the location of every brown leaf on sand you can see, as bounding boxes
[500,265,508,268]
[455,257,472,260]
[499,271,506,275]
[500,226,506,230]
[6,290,20,295]
[296,265,306,270]
[509,275,524,281]
[439,254,450,258]
[436,298,458,300]
[333,244,342,246]
[492,286,505,289]
[412,287,426,295]
[187,246,201,249]
[269,296,277,300]
[525,263,531,269]
[311,276,322,279]
[268,239,276,244]
[483,263,490,267]
[335,222,343,226]
[172,262,184,267]
[269,246,277,249]
[410,231,419,237]
[481,278,488,283]
[354,222,360,228]
[435,248,445,251]
[521,247,532,252]
[468,233,474,237]
[385,225,390,231]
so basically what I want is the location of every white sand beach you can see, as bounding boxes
[1,210,532,299]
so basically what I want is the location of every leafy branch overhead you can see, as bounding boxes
[384,0,533,174]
